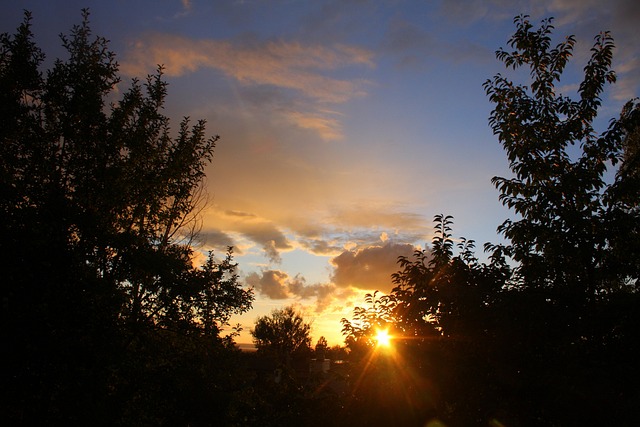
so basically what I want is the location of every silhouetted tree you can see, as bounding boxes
[485,15,639,297]
[342,15,640,426]
[391,215,508,341]
[251,306,311,361]
[373,216,507,425]
[314,336,328,359]
[481,15,640,424]
[341,290,397,357]
[1,11,254,424]
[237,307,343,427]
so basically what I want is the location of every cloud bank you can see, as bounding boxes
[330,242,416,293]
[244,240,417,313]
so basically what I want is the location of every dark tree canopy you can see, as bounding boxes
[1,11,253,424]
[341,16,640,427]
[251,306,312,358]
[484,15,639,295]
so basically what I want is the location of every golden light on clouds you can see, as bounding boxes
[120,34,373,104]
[330,242,416,292]
[286,110,344,141]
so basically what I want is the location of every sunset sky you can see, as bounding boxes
[3,0,638,346]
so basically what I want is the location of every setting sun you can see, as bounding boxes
[375,329,391,347]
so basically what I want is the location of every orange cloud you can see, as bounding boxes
[200,208,293,263]
[285,110,344,141]
[120,33,373,104]
[327,205,428,234]
[246,270,292,299]
[244,268,359,314]
[330,242,417,293]
[199,200,431,267]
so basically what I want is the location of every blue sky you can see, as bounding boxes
[3,0,638,345]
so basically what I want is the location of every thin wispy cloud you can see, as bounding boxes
[327,205,427,233]
[285,110,344,141]
[121,33,373,104]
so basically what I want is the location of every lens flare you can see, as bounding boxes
[375,329,391,347]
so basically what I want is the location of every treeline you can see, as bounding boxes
[2,11,639,427]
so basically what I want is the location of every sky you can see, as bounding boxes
[3,0,639,346]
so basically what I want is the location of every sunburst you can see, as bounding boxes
[375,329,391,347]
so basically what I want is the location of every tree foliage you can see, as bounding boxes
[340,290,397,354]
[314,335,328,358]
[341,16,640,426]
[251,306,312,359]
[1,11,253,424]
[484,15,639,294]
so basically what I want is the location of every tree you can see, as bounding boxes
[314,336,328,358]
[342,215,508,349]
[607,100,640,279]
[391,215,508,340]
[484,15,638,295]
[1,11,254,424]
[251,306,312,359]
[340,290,397,356]
[480,15,640,425]
[341,16,640,426]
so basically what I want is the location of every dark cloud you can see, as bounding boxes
[299,238,343,256]
[437,0,534,25]
[245,268,360,313]
[246,270,291,299]
[225,210,258,218]
[238,222,293,264]
[204,208,297,264]
[380,17,493,69]
[330,242,416,292]
[299,0,380,44]
[384,20,433,52]
[288,276,331,298]
[263,240,284,264]
[615,0,640,31]
[199,229,236,250]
